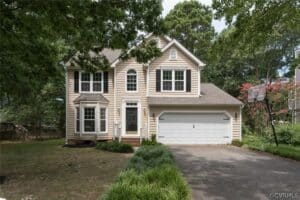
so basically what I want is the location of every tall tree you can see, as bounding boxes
[164,0,215,62]
[212,0,300,79]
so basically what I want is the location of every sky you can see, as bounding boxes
[162,0,226,33]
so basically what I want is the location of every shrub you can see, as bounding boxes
[142,134,159,146]
[96,141,134,153]
[101,145,191,200]
[275,124,300,145]
[231,140,243,147]
[127,145,174,171]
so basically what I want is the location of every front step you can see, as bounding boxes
[121,137,141,147]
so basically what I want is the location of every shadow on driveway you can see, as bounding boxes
[169,145,300,200]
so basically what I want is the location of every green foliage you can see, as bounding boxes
[127,145,174,172]
[101,145,191,200]
[142,134,159,145]
[275,125,300,146]
[164,0,215,63]
[242,134,300,160]
[231,140,243,147]
[96,141,134,153]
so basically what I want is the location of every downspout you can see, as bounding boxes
[63,64,68,145]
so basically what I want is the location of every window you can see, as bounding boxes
[84,107,95,132]
[81,72,90,91]
[126,69,137,91]
[93,73,102,91]
[162,70,172,91]
[100,108,106,132]
[161,69,185,91]
[169,49,177,60]
[175,70,184,91]
[80,72,103,92]
[76,107,80,132]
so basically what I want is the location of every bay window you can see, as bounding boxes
[75,105,107,134]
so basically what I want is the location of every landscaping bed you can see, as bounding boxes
[232,134,300,161]
[101,144,191,200]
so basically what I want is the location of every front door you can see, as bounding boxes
[126,107,138,134]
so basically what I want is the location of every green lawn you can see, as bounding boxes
[0,139,131,200]
[241,135,300,160]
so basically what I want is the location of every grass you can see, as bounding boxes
[101,145,191,200]
[0,139,131,200]
[96,141,134,153]
[239,134,300,160]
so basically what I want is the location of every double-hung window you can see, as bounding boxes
[162,69,185,91]
[80,72,103,92]
[84,107,95,132]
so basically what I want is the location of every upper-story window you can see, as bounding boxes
[126,69,137,92]
[161,69,185,92]
[80,72,103,93]
[169,49,177,60]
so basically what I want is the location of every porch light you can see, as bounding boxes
[152,113,155,118]
[235,112,238,121]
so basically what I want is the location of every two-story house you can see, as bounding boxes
[65,34,243,145]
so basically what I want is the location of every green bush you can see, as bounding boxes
[96,141,134,153]
[101,145,191,200]
[142,134,159,146]
[127,145,174,172]
[231,140,243,147]
[275,124,300,145]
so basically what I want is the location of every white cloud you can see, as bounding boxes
[162,0,226,33]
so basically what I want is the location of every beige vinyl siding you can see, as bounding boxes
[115,58,149,137]
[66,69,114,140]
[148,106,242,141]
[149,45,199,96]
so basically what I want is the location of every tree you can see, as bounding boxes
[164,0,215,62]
[212,0,300,79]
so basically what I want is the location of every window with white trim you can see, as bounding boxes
[169,49,177,60]
[126,69,137,91]
[80,72,103,92]
[76,107,80,132]
[84,107,95,132]
[100,107,106,132]
[161,69,185,91]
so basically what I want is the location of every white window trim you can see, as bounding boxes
[79,71,104,93]
[169,48,177,60]
[126,69,138,93]
[75,103,108,134]
[161,69,186,92]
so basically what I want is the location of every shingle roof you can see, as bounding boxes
[148,83,243,106]
[73,94,109,104]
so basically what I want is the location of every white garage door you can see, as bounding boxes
[157,113,231,144]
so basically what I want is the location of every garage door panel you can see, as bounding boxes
[158,112,231,144]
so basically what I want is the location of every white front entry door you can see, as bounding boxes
[157,112,231,144]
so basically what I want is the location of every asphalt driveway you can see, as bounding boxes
[169,145,300,200]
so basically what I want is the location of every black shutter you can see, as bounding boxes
[103,71,109,93]
[74,71,79,93]
[156,69,161,92]
[186,69,191,92]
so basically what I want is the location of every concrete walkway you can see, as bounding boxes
[169,145,300,200]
